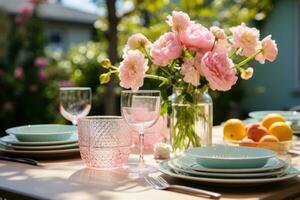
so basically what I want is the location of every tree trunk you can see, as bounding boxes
[105,0,118,114]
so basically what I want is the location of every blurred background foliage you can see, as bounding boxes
[0,0,273,133]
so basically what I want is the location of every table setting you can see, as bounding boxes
[1,10,300,200]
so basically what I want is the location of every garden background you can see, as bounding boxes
[1,0,298,134]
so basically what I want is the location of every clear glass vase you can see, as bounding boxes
[170,88,213,153]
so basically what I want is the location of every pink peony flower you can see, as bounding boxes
[126,33,151,51]
[200,52,238,91]
[150,32,182,66]
[241,67,254,80]
[34,57,48,68]
[166,11,191,32]
[213,39,231,54]
[230,23,260,57]
[38,69,48,81]
[119,50,148,90]
[210,26,226,40]
[14,67,24,80]
[255,35,278,64]
[179,23,214,52]
[180,58,201,86]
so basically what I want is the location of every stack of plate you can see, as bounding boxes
[0,124,80,159]
[158,146,300,186]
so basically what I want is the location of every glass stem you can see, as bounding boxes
[139,130,145,167]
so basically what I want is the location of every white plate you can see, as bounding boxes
[158,161,300,186]
[0,142,79,150]
[168,160,286,178]
[0,145,79,158]
[173,156,287,173]
[0,133,78,146]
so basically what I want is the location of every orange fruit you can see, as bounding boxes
[223,119,246,141]
[258,135,279,143]
[269,122,292,141]
[257,135,280,151]
[240,137,257,147]
[247,123,269,142]
[261,113,285,129]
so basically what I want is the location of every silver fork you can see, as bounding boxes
[144,176,221,199]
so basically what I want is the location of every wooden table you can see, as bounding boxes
[0,126,300,200]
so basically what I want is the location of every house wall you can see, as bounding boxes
[242,0,300,112]
[44,21,92,52]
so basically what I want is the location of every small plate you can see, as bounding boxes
[6,124,76,142]
[168,160,286,178]
[0,142,79,150]
[158,161,300,186]
[0,145,79,158]
[0,133,78,146]
[184,146,276,169]
[173,156,286,173]
[249,111,300,121]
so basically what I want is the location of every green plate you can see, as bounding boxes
[5,124,76,142]
[173,156,286,173]
[184,146,276,169]
[168,159,287,178]
[249,111,300,121]
[158,161,300,186]
[0,133,78,146]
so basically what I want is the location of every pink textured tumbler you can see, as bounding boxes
[78,116,132,169]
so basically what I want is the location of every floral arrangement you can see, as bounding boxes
[100,11,278,151]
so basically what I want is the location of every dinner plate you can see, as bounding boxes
[184,146,276,169]
[6,124,76,142]
[249,111,300,121]
[0,133,78,146]
[158,161,300,186]
[0,145,79,158]
[173,156,287,173]
[168,160,287,178]
[0,142,79,150]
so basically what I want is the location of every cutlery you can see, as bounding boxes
[144,175,221,199]
[0,155,39,166]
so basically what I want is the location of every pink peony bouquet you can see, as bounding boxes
[101,11,277,91]
[100,11,278,151]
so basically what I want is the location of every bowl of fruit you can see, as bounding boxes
[223,113,293,152]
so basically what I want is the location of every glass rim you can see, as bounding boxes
[121,90,160,94]
[78,116,122,121]
[59,87,91,90]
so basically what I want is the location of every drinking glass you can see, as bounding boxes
[121,90,160,173]
[59,87,92,125]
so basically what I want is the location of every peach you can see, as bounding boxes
[247,123,269,142]
[240,137,257,147]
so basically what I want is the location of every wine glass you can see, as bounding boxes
[121,90,160,173]
[59,87,92,125]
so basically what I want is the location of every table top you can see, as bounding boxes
[0,126,300,200]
